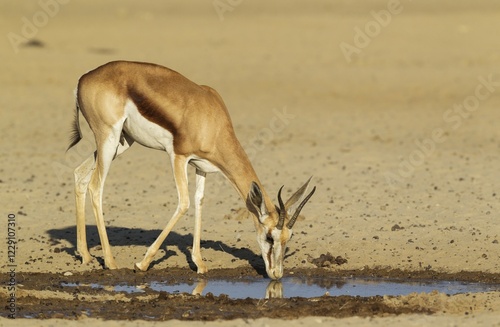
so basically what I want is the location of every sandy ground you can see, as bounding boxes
[1,0,500,325]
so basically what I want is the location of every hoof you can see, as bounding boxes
[134,262,148,272]
[106,262,118,270]
[81,257,93,265]
[196,265,208,274]
[77,251,93,265]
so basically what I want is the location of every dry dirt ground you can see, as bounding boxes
[1,0,500,326]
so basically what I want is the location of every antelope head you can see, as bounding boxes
[247,178,316,280]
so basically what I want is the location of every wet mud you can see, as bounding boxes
[3,267,500,321]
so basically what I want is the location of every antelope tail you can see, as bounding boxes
[67,97,82,152]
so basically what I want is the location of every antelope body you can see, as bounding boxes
[68,61,315,279]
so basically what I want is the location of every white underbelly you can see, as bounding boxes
[123,100,221,175]
[123,100,174,154]
[188,156,221,173]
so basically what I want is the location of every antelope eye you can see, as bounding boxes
[266,235,274,244]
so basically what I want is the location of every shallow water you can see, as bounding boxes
[61,276,500,299]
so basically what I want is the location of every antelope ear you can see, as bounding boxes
[247,182,268,220]
[285,176,313,212]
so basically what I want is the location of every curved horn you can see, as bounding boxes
[286,186,316,229]
[285,176,312,208]
[276,185,286,230]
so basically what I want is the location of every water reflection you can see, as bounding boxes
[190,278,284,298]
[61,276,500,299]
[265,280,283,299]
[179,276,499,299]
[188,277,346,299]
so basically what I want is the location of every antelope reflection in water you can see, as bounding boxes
[191,279,284,299]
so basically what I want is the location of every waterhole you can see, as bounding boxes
[61,276,499,299]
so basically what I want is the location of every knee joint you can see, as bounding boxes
[178,199,190,215]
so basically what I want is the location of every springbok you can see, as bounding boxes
[67,61,315,279]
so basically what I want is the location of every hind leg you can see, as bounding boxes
[74,153,96,264]
[82,130,133,268]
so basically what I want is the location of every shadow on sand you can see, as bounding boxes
[46,225,266,276]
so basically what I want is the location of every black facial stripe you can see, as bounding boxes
[266,248,272,268]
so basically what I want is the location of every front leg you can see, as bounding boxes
[135,155,190,271]
[191,169,208,274]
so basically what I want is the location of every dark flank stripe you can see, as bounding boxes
[127,85,178,137]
